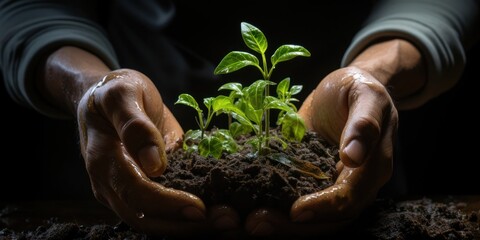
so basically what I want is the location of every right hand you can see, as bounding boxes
[243,66,397,237]
[76,69,240,237]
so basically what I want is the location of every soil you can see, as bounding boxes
[1,197,479,239]
[2,130,479,239]
[154,128,339,218]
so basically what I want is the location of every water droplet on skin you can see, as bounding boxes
[136,212,145,219]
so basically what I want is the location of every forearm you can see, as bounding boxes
[348,39,427,106]
[0,0,119,118]
[342,0,479,110]
[38,46,111,117]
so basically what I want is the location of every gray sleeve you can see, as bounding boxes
[0,0,120,119]
[341,0,479,109]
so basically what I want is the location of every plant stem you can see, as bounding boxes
[261,52,270,152]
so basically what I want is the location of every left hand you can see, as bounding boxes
[244,66,397,237]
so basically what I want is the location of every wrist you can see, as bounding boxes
[38,46,111,117]
[348,39,427,102]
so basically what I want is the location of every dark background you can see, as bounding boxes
[1,0,479,202]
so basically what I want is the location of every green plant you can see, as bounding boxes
[175,22,311,159]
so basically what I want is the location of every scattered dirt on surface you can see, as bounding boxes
[2,197,478,240]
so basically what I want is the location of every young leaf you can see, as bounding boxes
[212,95,234,113]
[231,112,256,132]
[214,51,260,75]
[290,85,303,95]
[203,97,214,110]
[276,78,291,101]
[263,96,292,113]
[271,45,311,67]
[281,111,306,142]
[244,80,275,109]
[183,129,202,150]
[175,93,200,112]
[241,22,268,54]
[214,129,238,154]
[229,121,252,138]
[244,104,263,126]
[198,136,223,159]
[219,82,244,97]
[212,95,247,119]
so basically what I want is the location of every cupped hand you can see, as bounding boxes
[76,69,240,237]
[244,66,397,237]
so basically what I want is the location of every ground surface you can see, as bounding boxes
[1,197,479,239]
[2,132,479,239]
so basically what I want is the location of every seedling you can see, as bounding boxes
[176,22,311,159]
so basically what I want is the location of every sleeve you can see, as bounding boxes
[0,0,121,119]
[341,0,480,109]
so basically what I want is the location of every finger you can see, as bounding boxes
[84,126,214,237]
[161,104,184,153]
[290,164,385,224]
[110,149,206,220]
[208,205,242,232]
[109,202,242,237]
[84,121,207,220]
[339,75,392,167]
[245,208,350,237]
[106,192,211,237]
[94,73,167,177]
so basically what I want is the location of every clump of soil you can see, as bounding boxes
[154,129,339,217]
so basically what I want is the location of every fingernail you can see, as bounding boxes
[138,145,163,176]
[182,206,206,221]
[213,215,238,230]
[251,221,273,236]
[343,139,366,166]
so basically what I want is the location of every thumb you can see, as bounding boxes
[339,81,390,167]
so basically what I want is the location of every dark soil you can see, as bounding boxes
[3,131,479,239]
[2,197,479,239]
[154,129,339,218]
[350,197,480,240]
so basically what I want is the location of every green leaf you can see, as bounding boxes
[290,85,303,95]
[231,112,256,132]
[271,45,311,67]
[203,97,214,110]
[183,129,202,150]
[229,121,252,138]
[281,111,306,142]
[276,78,291,100]
[246,137,261,152]
[244,104,263,126]
[264,96,292,112]
[245,80,275,109]
[175,94,200,112]
[241,22,268,54]
[214,51,259,75]
[219,82,244,97]
[212,95,234,113]
[198,136,223,159]
[214,129,238,154]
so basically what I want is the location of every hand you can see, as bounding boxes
[244,66,397,237]
[76,69,240,236]
[39,47,241,237]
